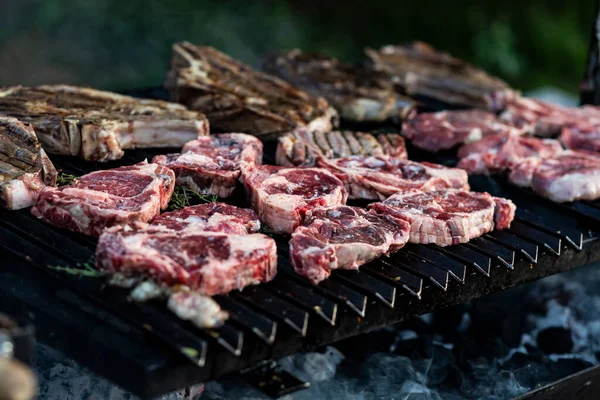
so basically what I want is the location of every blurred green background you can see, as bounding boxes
[0,0,595,93]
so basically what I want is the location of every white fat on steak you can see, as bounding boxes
[369,188,515,247]
[240,164,347,234]
[290,205,410,284]
[168,291,229,329]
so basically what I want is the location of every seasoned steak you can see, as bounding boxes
[457,132,564,175]
[369,189,515,246]
[262,49,416,123]
[31,162,175,236]
[240,164,347,234]
[152,133,262,198]
[290,205,410,284]
[0,85,209,161]
[97,224,277,296]
[319,156,469,200]
[165,42,338,140]
[0,117,57,209]
[509,151,600,202]
[276,128,407,167]
[402,110,519,152]
[365,42,515,111]
[152,202,260,234]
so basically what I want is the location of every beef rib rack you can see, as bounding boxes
[152,133,262,198]
[401,110,519,152]
[152,202,260,235]
[31,162,175,237]
[0,116,57,209]
[0,85,209,161]
[276,128,407,167]
[290,205,410,284]
[319,156,469,200]
[240,164,347,234]
[164,42,338,140]
[369,189,515,246]
[97,224,277,296]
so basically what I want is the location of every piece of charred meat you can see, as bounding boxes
[164,42,338,140]
[365,42,517,112]
[0,117,57,209]
[0,85,209,162]
[276,128,407,166]
[263,49,416,123]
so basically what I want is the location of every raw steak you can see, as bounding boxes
[457,132,564,175]
[560,124,600,154]
[152,133,262,197]
[319,156,469,200]
[240,164,347,234]
[152,202,260,234]
[0,117,57,209]
[401,110,519,152]
[276,128,407,166]
[31,162,175,236]
[290,205,410,284]
[165,42,338,140]
[96,223,277,296]
[369,189,515,246]
[262,49,416,122]
[509,151,600,202]
[365,42,516,112]
[0,85,209,161]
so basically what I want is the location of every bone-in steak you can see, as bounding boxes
[164,42,338,140]
[0,85,209,161]
[402,110,519,152]
[509,151,600,202]
[0,117,57,209]
[319,156,469,200]
[276,128,407,167]
[457,132,564,175]
[240,164,347,234]
[152,202,260,235]
[97,224,277,296]
[262,49,416,123]
[152,133,262,198]
[31,162,175,236]
[369,189,515,246]
[290,205,410,284]
[365,42,516,112]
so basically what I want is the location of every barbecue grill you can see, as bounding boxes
[2,82,600,397]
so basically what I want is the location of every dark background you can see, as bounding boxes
[0,0,595,93]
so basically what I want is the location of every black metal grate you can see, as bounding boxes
[2,109,600,398]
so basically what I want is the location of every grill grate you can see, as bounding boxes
[2,121,600,398]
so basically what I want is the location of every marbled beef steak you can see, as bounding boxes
[153,133,262,197]
[0,85,209,161]
[0,116,57,209]
[31,162,175,236]
[290,205,410,284]
[369,189,515,246]
[240,164,347,234]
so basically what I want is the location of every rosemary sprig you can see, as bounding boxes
[167,185,219,211]
[56,172,77,186]
[259,226,278,238]
[48,256,105,278]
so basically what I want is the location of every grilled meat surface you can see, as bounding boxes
[276,128,407,167]
[0,85,209,162]
[263,49,416,123]
[0,117,57,209]
[165,42,338,140]
[365,42,516,112]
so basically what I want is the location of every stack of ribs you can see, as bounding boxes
[262,49,416,123]
[0,85,209,161]
[153,133,262,198]
[164,42,338,140]
[0,117,57,209]
[365,42,517,112]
